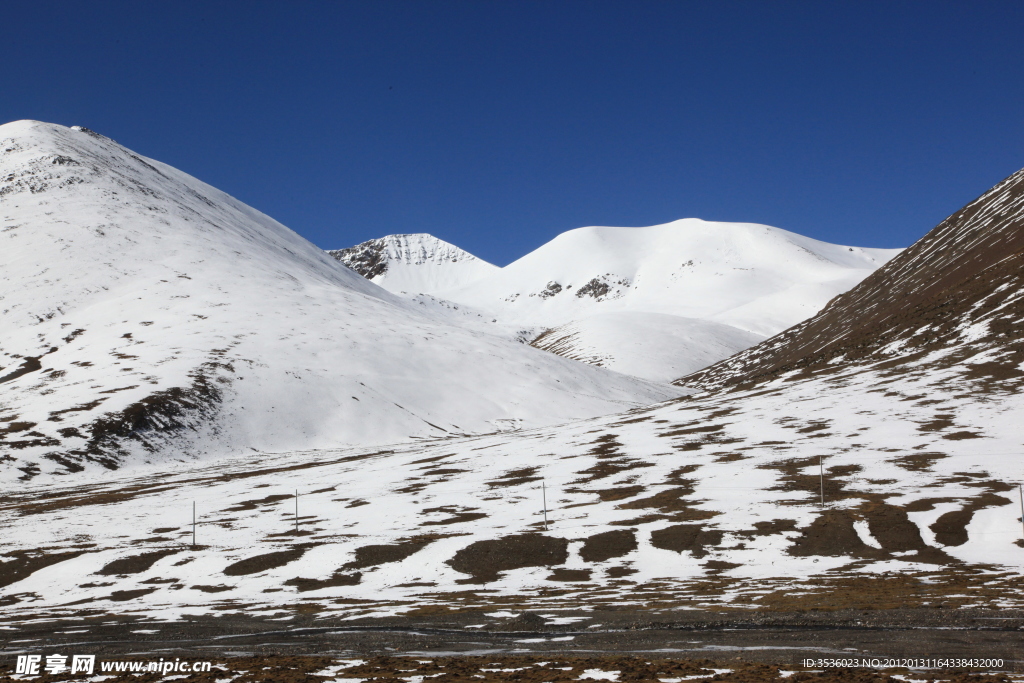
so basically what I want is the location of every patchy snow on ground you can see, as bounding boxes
[2,337,1023,621]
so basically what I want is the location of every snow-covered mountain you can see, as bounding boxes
[327,233,499,295]
[7,163,1024,623]
[437,220,899,334]
[333,222,900,381]
[0,120,682,482]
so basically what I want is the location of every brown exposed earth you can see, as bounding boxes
[96,549,181,576]
[3,607,1024,680]
[448,533,570,582]
[222,546,312,576]
[0,654,1018,683]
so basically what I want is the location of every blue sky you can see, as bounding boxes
[5,1,1023,265]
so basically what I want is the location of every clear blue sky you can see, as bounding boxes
[5,1,1023,265]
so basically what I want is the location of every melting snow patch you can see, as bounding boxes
[960,321,991,343]
[313,661,367,676]
[853,520,881,549]
[659,671,733,682]
[580,670,619,681]
[545,616,591,625]
[515,636,575,642]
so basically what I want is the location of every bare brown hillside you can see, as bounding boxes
[678,167,1024,391]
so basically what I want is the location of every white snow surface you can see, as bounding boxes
[532,312,763,383]
[0,120,681,482]
[337,222,899,381]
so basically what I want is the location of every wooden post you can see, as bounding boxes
[542,480,548,531]
[1019,484,1024,543]
[819,456,825,509]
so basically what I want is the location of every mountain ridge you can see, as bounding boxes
[330,221,901,381]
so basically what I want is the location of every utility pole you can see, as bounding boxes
[819,456,825,509]
[1019,484,1024,543]
[542,480,548,531]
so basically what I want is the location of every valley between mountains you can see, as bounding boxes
[2,120,1024,657]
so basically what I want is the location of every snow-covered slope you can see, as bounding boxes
[0,120,682,482]
[327,233,499,295]
[532,311,762,383]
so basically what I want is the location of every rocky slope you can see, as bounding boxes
[678,167,1024,392]
[327,234,499,294]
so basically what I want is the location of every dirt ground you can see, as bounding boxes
[2,607,1024,680]
[2,654,1019,683]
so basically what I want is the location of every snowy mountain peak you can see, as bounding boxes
[327,233,498,294]
[434,218,901,334]
[326,219,901,382]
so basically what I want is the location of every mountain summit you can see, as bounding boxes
[327,233,498,294]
